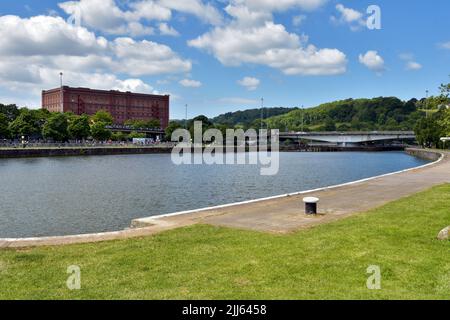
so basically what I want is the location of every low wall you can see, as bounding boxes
[405,148,443,161]
[0,146,172,158]
[0,146,442,160]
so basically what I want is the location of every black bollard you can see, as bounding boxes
[303,197,319,215]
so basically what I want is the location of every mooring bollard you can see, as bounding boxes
[303,197,319,215]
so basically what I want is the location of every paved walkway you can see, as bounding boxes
[1,149,449,248]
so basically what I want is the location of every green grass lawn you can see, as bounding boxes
[1,184,449,300]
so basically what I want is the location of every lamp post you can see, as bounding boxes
[185,104,188,130]
[60,72,64,113]
[260,98,264,130]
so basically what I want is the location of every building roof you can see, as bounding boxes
[42,86,169,99]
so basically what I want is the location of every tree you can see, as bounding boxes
[336,123,351,132]
[188,115,214,137]
[439,79,450,100]
[111,132,127,141]
[165,121,182,141]
[68,115,91,140]
[261,97,421,132]
[323,117,337,131]
[42,113,69,141]
[384,118,399,131]
[8,109,43,138]
[91,110,113,125]
[128,131,146,139]
[90,122,112,141]
[146,118,161,128]
[125,118,161,129]
[125,119,147,129]
[0,113,10,138]
[213,107,296,127]
[191,115,213,127]
[438,109,450,137]
[0,103,20,122]
[414,116,443,148]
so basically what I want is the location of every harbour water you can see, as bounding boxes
[0,152,429,238]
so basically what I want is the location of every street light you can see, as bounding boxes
[60,72,64,113]
[185,104,188,129]
[260,98,264,130]
[301,105,304,132]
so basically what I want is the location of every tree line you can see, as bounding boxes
[0,105,161,142]
[414,82,450,148]
[2,79,449,147]
[172,79,450,148]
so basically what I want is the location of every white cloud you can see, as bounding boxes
[231,0,328,12]
[189,19,347,76]
[0,65,159,101]
[158,22,179,36]
[237,77,260,90]
[179,79,202,88]
[399,53,422,71]
[292,14,306,27]
[359,50,385,74]
[58,0,162,36]
[189,2,345,76]
[225,4,273,27]
[438,42,450,50]
[405,61,422,71]
[113,78,158,93]
[158,0,223,26]
[129,1,173,21]
[335,4,363,23]
[0,15,107,56]
[0,14,191,107]
[112,37,191,76]
[58,0,223,36]
[53,71,158,94]
[0,16,191,77]
[331,4,366,31]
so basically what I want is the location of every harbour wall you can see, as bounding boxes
[0,146,173,158]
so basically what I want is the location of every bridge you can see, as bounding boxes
[106,125,165,137]
[279,131,416,147]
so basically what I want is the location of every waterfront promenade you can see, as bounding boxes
[1,149,449,248]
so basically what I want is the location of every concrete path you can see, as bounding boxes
[135,149,450,233]
[1,149,449,248]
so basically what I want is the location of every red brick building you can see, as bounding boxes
[42,86,170,128]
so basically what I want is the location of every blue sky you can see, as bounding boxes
[0,0,449,119]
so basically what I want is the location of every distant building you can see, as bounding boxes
[42,86,170,128]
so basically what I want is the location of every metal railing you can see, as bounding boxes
[0,141,176,149]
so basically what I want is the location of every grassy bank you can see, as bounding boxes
[0,184,449,300]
